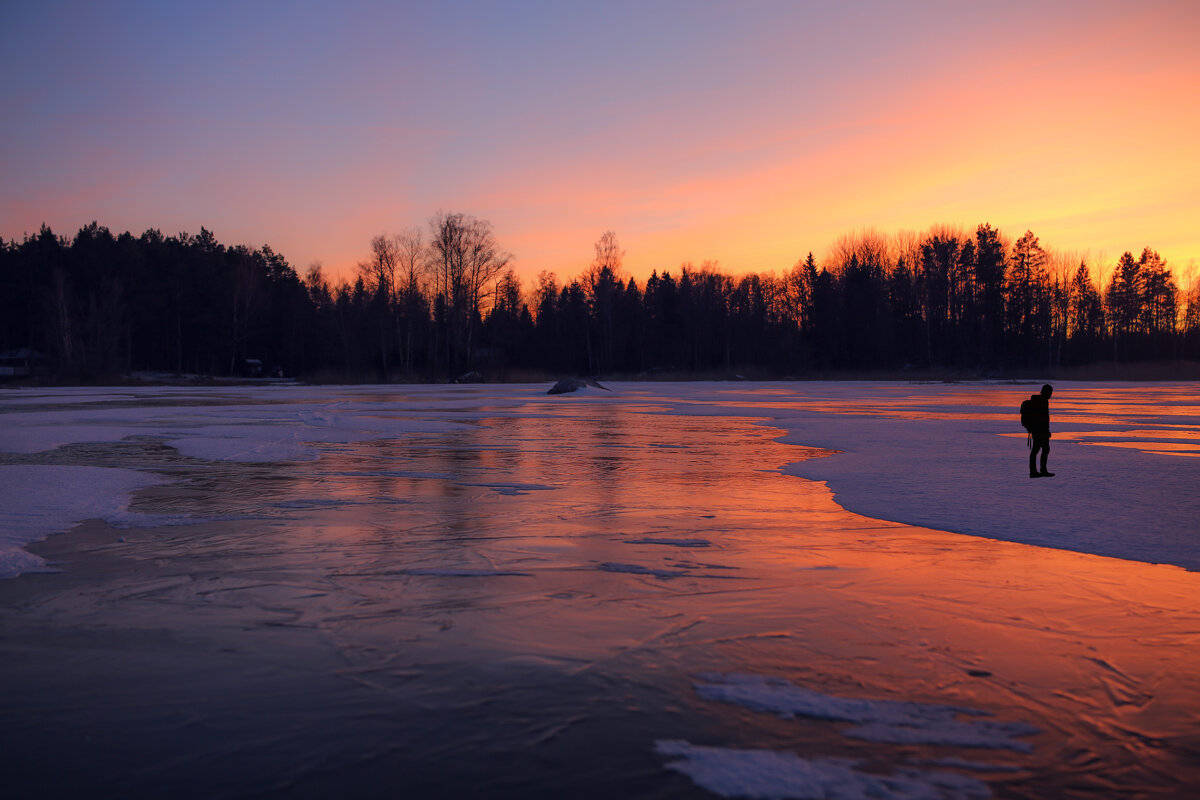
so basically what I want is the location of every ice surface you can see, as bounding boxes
[922,758,1021,774]
[400,568,532,577]
[625,537,712,547]
[1,383,1197,796]
[103,511,259,528]
[694,674,1037,752]
[0,391,476,462]
[655,741,991,800]
[2,381,1198,579]
[598,562,692,579]
[2,381,1198,578]
[457,481,559,495]
[774,412,1200,569]
[653,381,1200,569]
[0,465,163,578]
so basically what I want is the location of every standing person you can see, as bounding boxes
[1021,384,1054,478]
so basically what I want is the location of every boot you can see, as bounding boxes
[1030,469,1041,478]
[1039,470,1055,477]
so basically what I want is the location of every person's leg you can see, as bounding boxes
[1029,442,1040,477]
[1040,439,1051,475]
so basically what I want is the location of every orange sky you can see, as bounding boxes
[2,1,1198,287]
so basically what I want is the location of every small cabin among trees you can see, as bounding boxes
[0,348,49,379]
[237,358,264,378]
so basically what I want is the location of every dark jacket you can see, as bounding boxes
[1023,394,1050,438]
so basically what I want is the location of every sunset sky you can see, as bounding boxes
[2,0,1198,286]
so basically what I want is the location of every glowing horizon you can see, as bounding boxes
[2,1,1198,287]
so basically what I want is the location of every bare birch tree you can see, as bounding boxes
[426,211,511,370]
[358,234,399,299]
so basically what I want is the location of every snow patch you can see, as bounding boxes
[655,740,991,799]
[694,674,1037,752]
[0,465,164,579]
[0,422,144,454]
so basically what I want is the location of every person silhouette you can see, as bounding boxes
[1023,384,1054,478]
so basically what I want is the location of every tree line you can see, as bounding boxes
[2,216,1198,381]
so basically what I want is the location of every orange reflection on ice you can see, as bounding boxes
[255,395,1200,795]
[7,385,1196,798]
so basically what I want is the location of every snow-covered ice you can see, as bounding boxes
[656,381,1200,569]
[0,465,163,578]
[5,381,1198,573]
[1,381,1197,798]
[655,741,991,800]
[693,673,1037,752]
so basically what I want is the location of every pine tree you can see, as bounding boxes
[1106,252,1142,361]
[1005,230,1047,365]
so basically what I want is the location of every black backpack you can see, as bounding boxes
[1020,397,1033,431]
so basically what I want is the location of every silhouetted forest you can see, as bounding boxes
[3,217,1198,382]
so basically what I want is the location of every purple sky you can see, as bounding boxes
[3,1,1198,285]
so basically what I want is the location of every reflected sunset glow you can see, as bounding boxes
[141,392,1200,790]
[2,382,1198,796]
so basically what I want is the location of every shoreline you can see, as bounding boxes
[4,358,1200,390]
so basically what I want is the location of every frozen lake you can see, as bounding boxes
[1,382,1198,798]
